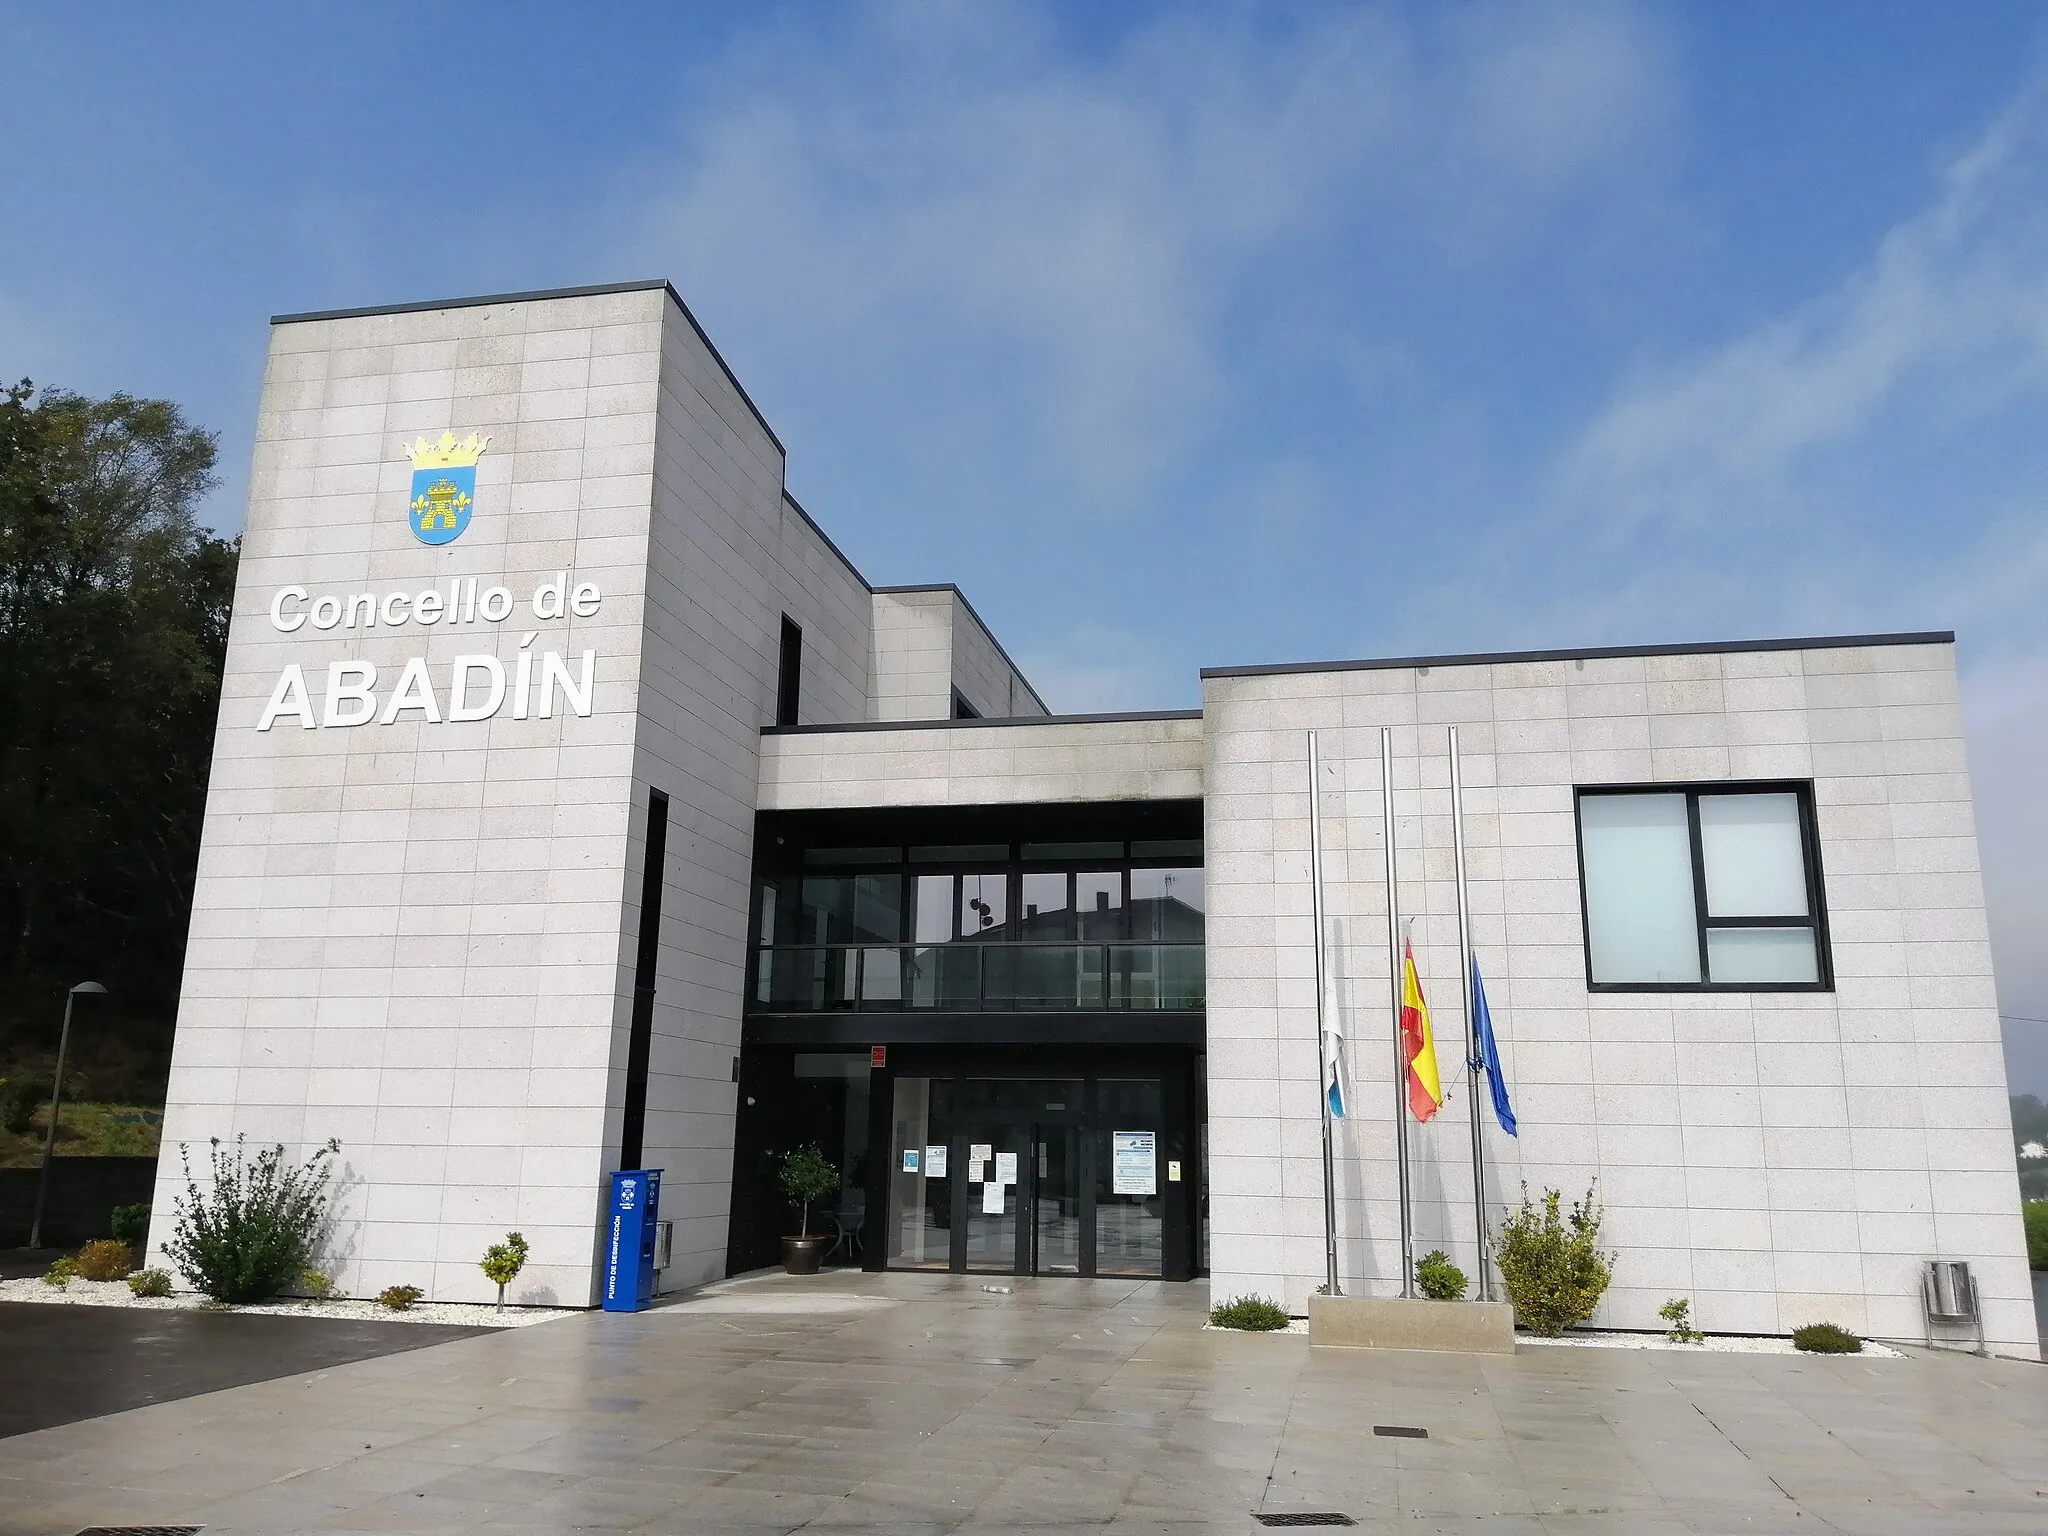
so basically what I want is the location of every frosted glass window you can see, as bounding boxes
[1700,793,1808,918]
[1706,927,1819,983]
[1579,794,1701,984]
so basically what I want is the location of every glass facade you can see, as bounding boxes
[752,839,1205,1013]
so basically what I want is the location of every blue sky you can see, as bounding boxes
[5,1,2047,1088]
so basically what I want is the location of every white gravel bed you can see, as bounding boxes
[1522,1329,1901,1357]
[0,1275,579,1327]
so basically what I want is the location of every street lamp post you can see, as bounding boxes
[27,981,107,1250]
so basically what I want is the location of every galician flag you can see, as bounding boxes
[1323,1011,1347,1118]
[1469,957,1517,1136]
[1400,936,1444,1122]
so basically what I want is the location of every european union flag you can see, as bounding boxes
[1470,957,1517,1136]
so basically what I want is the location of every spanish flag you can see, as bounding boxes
[1400,938,1444,1122]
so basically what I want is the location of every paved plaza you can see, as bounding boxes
[0,1270,2043,1535]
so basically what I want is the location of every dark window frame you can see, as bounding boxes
[1573,780,1833,994]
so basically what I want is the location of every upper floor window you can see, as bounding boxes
[1575,784,1829,991]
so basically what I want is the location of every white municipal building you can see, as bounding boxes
[150,282,2035,1356]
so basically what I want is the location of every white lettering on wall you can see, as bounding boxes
[258,665,316,730]
[255,573,606,731]
[265,578,603,632]
[255,651,596,731]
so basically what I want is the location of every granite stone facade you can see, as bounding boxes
[155,282,2029,1355]
[1199,640,2034,1356]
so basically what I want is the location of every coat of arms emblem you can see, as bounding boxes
[405,431,490,546]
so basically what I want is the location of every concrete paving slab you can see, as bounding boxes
[0,1273,2042,1534]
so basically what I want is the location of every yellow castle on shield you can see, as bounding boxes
[404,432,490,543]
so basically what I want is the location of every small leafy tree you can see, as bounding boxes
[1416,1250,1468,1300]
[1659,1296,1703,1343]
[164,1135,340,1304]
[779,1144,840,1238]
[1494,1184,1614,1336]
[480,1231,529,1310]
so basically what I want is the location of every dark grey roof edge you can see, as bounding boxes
[871,584,1053,716]
[269,279,787,457]
[782,490,870,593]
[1199,631,1958,681]
[764,708,1201,737]
[269,279,670,325]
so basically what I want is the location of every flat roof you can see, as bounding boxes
[1200,631,1956,681]
[872,584,1053,716]
[270,282,1045,711]
[763,708,1202,736]
[270,279,787,457]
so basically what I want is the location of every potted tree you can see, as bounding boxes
[779,1144,840,1274]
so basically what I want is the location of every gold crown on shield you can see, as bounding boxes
[405,431,491,470]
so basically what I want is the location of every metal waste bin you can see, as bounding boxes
[1922,1259,1985,1354]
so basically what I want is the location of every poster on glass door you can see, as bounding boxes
[1111,1130,1156,1195]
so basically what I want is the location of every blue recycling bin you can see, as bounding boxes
[602,1168,661,1312]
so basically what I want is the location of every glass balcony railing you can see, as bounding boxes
[751,942,1205,1012]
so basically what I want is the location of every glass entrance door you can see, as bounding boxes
[1030,1125,1082,1273]
[882,1071,1178,1278]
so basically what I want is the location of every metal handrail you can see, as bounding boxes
[749,940,1205,1012]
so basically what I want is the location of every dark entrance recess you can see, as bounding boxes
[730,801,1206,1281]
[728,1045,1202,1280]
[619,787,669,1170]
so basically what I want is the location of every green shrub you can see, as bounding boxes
[779,1145,840,1238]
[127,1268,173,1298]
[41,1256,77,1287]
[1416,1250,1468,1300]
[1209,1295,1291,1330]
[377,1284,423,1310]
[163,1134,341,1304]
[480,1231,529,1310]
[73,1239,135,1281]
[1791,1321,1863,1353]
[1494,1184,1614,1337]
[1659,1297,1703,1344]
[2024,1201,2048,1270]
[1,1077,48,1136]
[110,1202,152,1245]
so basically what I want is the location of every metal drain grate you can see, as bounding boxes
[1254,1515,1356,1528]
[75,1527,204,1535]
[1373,1424,1428,1438]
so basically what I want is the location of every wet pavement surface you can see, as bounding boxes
[0,1302,496,1440]
[0,1270,2043,1534]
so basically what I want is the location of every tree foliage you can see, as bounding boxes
[164,1135,340,1304]
[1494,1184,1614,1336]
[0,379,234,1099]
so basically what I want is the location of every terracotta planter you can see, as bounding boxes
[781,1235,829,1275]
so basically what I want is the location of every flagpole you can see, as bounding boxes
[1308,731,1340,1297]
[1448,726,1490,1301]
[1382,726,1414,1298]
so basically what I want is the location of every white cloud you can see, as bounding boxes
[606,0,1675,510]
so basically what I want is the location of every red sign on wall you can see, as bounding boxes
[870,1045,887,1068]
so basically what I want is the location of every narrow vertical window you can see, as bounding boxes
[620,787,669,1168]
[776,615,802,728]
